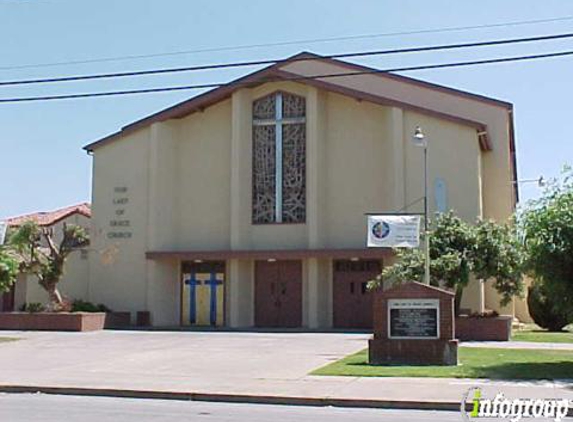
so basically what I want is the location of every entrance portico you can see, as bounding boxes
[149,249,388,329]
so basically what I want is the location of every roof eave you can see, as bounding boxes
[84,52,507,152]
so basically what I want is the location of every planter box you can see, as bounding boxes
[455,315,512,341]
[104,312,131,329]
[136,311,151,327]
[0,312,106,332]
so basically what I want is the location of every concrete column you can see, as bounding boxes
[145,122,179,322]
[305,88,328,329]
[147,122,179,250]
[146,259,179,326]
[306,258,318,328]
[306,87,326,249]
[228,259,241,327]
[390,107,406,210]
[306,258,331,329]
[228,259,254,327]
[230,89,253,250]
[229,89,254,328]
[325,259,333,327]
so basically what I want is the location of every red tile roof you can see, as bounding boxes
[6,203,91,227]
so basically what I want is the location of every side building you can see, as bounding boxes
[84,52,529,328]
[1,203,91,311]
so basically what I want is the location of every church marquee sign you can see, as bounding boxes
[387,298,439,340]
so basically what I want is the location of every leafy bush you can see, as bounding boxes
[19,302,45,313]
[71,299,110,313]
[467,310,500,318]
[0,249,19,294]
[527,282,571,332]
[521,167,573,321]
[370,211,523,315]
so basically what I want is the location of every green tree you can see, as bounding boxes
[0,247,19,294]
[369,211,524,315]
[9,220,89,310]
[471,219,523,306]
[520,167,573,321]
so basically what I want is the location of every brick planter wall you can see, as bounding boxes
[0,312,106,332]
[455,315,512,341]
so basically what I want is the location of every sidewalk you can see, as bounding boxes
[0,331,571,410]
[463,340,573,351]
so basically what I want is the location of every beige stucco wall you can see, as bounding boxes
[176,100,232,250]
[280,58,515,222]
[89,68,517,325]
[89,128,151,319]
[322,93,393,248]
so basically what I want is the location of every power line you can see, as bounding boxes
[2,15,573,71]
[1,49,572,104]
[1,32,573,87]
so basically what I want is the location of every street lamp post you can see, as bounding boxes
[413,126,431,285]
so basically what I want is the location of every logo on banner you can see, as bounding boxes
[371,221,391,240]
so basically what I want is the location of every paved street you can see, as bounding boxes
[0,393,460,422]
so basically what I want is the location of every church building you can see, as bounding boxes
[84,52,526,328]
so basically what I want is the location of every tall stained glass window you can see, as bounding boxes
[252,92,306,224]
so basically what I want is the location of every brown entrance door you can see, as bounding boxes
[255,260,302,328]
[0,285,15,312]
[333,260,381,329]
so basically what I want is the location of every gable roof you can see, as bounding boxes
[6,203,91,227]
[84,52,512,152]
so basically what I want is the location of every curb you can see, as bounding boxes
[0,385,461,411]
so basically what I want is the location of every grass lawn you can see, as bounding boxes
[0,337,18,343]
[513,325,573,344]
[311,347,573,380]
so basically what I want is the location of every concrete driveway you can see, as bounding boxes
[2,331,572,407]
[0,330,369,393]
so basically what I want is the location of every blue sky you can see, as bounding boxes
[1,0,572,219]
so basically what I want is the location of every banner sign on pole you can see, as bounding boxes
[0,222,6,246]
[367,215,421,248]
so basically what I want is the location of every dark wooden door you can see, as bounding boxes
[333,260,381,329]
[0,286,15,312]
[255,260,302,328]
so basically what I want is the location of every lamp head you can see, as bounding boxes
[412,126,427,147]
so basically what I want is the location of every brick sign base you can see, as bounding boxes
[369,282,458,366]
[369,338,458,365]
